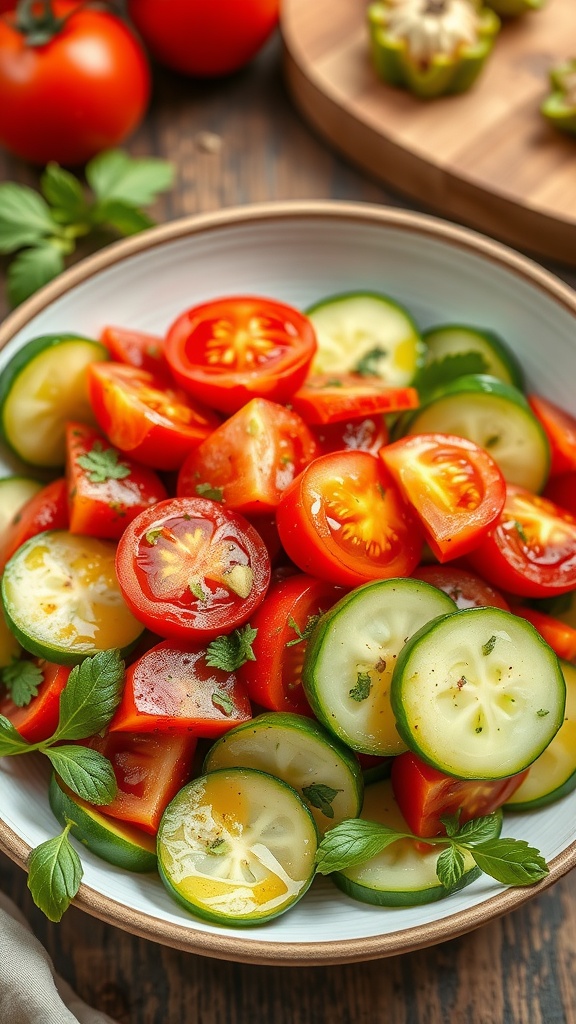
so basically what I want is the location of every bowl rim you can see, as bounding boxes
[1,198,576,964]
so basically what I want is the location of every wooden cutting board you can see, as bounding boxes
[282,0,576,266]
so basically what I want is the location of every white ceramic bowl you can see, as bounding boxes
[1,201,576,965]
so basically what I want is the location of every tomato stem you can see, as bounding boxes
[15,0,91,45]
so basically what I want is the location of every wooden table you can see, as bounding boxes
[1,29,576,1024]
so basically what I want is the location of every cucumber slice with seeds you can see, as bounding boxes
[422,324,524,389]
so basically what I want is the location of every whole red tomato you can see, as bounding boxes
[0,1,150,165]
[127,0,279,77]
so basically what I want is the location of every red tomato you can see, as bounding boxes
[66,421,168,540]
[177,397,319,515]
[391,751,529,838]
[85,730,197,834]
[126,0,279,78]
[411,565,510,610]
[0,2,150,165]
[100,325,167,377]
[314,415,389,456]
[0,660,70,743]
[164,296,317,414]
[110,639,252,737]
[508,604,576,661]
[290,374,419,426]
[276,451,423,587]
[238,574,345,715]
[528,394,576,477]
[116,497,271,641]
[1,477,68,569]
[244,514,283,566]
[380,433,506,562]
[87,362,220,471]
[544,471,576,516]
[467,485,576,598]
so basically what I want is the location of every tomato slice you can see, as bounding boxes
[238,573,346,715]
[275,451,423,587]
[115,497,271,640]
[544,471,576,516]
[391,751,528,838]
[66,421,168,540]
[411,565,510,610]
[164,295,316,414]
[508,604,576,661]
[528,394,576,477]
[84,730,197,834]
[380,433,506,562]
[87,362,221,470]
[0,660,70,743]
[467,485,576,598]
[100,325,167,376]
[290,374,419,425]
[1,477,68,570]
[110,639,252,736]
[314,415,389,456]
[177,397,319,514]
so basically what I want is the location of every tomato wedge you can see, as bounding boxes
[0,659,70,743]
[289,374,419,425]
[544,471,576,516]
[411,565,510,610]
[314,415,389,456]
[276,451,423,587]
[100,325,167,376]
[1,477,68,569]
[115,497,271,640]
[380,433,506,562]
[164,295,316,414]
[508,604,576,661]
[528,394,576,477]
[467,485,576,598]
[88,362,220,470]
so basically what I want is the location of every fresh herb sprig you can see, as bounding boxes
[205,624,258,672]
[314,811,549,890]
[1,659,43,708]
[0,149,174,306]
[414,351,489,401]
[27,823,84,923]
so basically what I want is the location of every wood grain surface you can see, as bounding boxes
[282,0,576,266]
[1,29,576,1024]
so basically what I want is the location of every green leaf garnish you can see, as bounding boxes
[44,747,117,805]
[195,482,224,502]
[436,845,465,890]
[314,819,410,875]
[285,614,321,647]
[470,838,549,886]
[27,824,83,923]
[7,245,65,307]
[86,149,174,206]
[0,182,55,252]
[482,635,498,656]
[301,783,343,819]
[349,672,372,702]
[353,346,388,377]
[1,660,43,708]
[205,625,258,673]
[76,442,131,484]
[51,649,125,742]
[211,689,235,716]
[415,352,488,399]
[0,714,34,756]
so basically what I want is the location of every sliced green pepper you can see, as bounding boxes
[484,0,546,15]
[367,0,501,99]
[541,60,576,136]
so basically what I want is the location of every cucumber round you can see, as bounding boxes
[400,374,550,492]
[203,712,363,836]
[421,324,524,389]
[302,577,457,756]
[0,334,107,467]
[49,774,157,873]
[157,768,318,926]
[505,659,576,810]
[0,476,42,537]
[391,606,566,780]
[1,529,144,664]
[332,779,489,907]
[305,291,424,385]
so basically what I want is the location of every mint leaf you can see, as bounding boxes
[211,689,235,716]
[86,150,174,206]
[0,714,33,756]
[40,164,88,224]
[45,747,117,805]
[436,844,465,890]
[470,838,549,885]
[27,824,83,922]
[93,199,154,236]
[195,482,224,502]
[205,625,258,672]
[415,353,488,398]
[302,782,343,819]
[50,649,125,742]
[454,812,502,846]
[353,346,388,377]
[76,442,131,483]
[349,672,371,702]
[440,811,461,838]
[314,819,409,875]
[482,635,498,656]
[1,660,43,708]
[7,245,65,306]
[285,613,321,647]
[0,183,56,253]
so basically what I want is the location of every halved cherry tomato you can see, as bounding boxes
[238,574,345,715]
[1,477,68,569]
[244,514,283,566]
[115,497,271,641]
[528,394,576,477]
[290,374,419,426]
[100,325,167,377]
[544,471,576,517]
[508,604,576,661]
[0,659,70,744]
[411,565,510,610]
[467,485,576,598]
[84,730,197,834]
[177,397,319,514]
[314,415,389,456]
[391,751,529,838]
[276,451,422,587]
[164,296,317,414]
[380,433,506,562]
[66,422,168,540]
[110,639,252,736]
[87,362,220,470]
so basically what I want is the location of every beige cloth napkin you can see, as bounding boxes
[0,892,118,1024]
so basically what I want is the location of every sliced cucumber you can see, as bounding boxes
[401,374,550,493]
[302,577,457,756]
[422,325,524,389]
[49,774,157,873]
[505,659,576,810]
[0,476,43,537]
[203,712,363,836]
[305,291,424,385]
[0,334,107,467]
[332,779,488,906]
[157,768,318,926]
[1,529,144,664]
[391,607,566,780]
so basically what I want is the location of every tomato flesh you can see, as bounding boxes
[290,374,419,425]
[313,415,389,456]
[508,604,576,661]
[100,325,167,377]
[528,394,576,477]
[411,566,510,610]
[1,477,69,570]
[0,660,70,743]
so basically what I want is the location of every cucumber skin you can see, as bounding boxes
[332,864,481,907]
[421,324,525,391]
[504,768,576,812]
